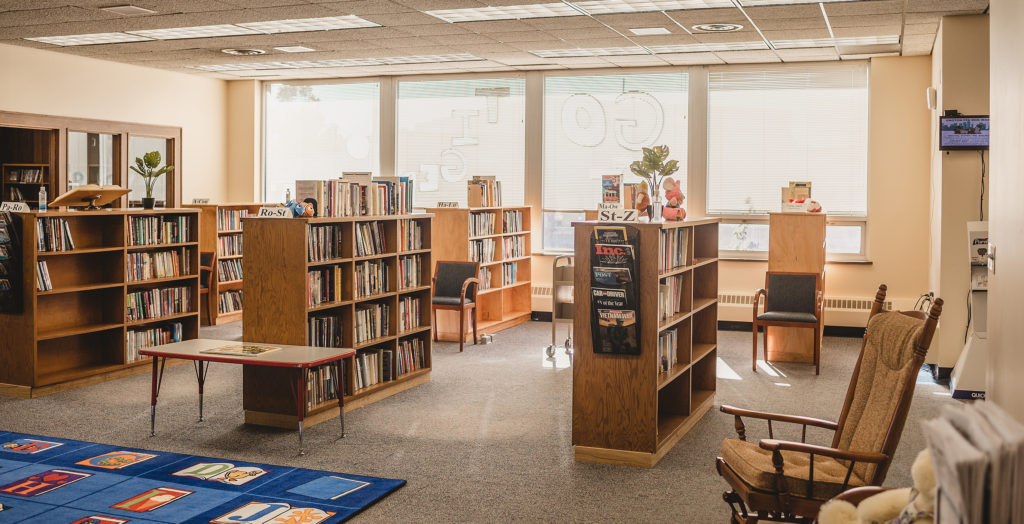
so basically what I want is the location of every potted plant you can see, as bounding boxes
[130,151,174,210]
[629,145,679,222]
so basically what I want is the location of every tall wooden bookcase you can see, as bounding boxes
[571,218,719,467]
[2,163,53,208]
[427,206,532,339]
[242,214,433,429]
[0,209,200,398]
[184,203,263,325]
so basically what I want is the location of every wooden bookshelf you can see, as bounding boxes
[241,213,433,429]
[184,203,263,325]
[0,209,200,398]
[427,206,532,340]
[571,218,719,468]
[2,163,53,208]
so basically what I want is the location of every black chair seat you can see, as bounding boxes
[432,296,474,306]
[757,311,818,323]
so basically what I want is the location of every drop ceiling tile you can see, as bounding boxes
[904,13,942,24]
[691,30,764,43]
[822,0,903,16]
[522,16,606,30]
[513,63,567,69]
[457,19,547,33]
[561,36,635,47]
[218,0,319,8]
[660,7,745,27]
[826,14,902,27]
[316,0,419,15]
[658,51,723,65]
[227,4,341,21]
[509,40,581,51]
[426,32,502,44]
[313,39,397,51]
[775,47,839,61]
[400,23,476,36]
[902,33,936,49]
[360,11,444,25]
[482,52,553,65]
[903,22,939,35]
[393,0,483,10]
[831,25,902,37]
[548,56,613,66]
[546,27,622,40]
[601,55,669,66]
[905,0,989,13]
[742,4,822,19]
[901,46,932,56]
[488,30,561,43]
[592,12,678,29]
[841,51,900,59]
[762,28,830,40]
[0,6,117,27]
[130,1,243,14]
[717,49,781,63]
[628,33,700,46]
[753,17,827,31]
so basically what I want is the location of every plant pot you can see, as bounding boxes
[648,195,665,223]
[142,197,156,210]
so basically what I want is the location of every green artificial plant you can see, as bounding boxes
[130,151,174,199]
[628,145,679,198]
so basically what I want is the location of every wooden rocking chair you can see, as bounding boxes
[715,284,943,523]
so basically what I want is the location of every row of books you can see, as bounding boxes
[218,258,242,283]
[7,187,25,201]
[126,322,183,363]
[7,167,43,183]
[306,362,340,408]
[503,210,523,233]
[308,225,343,262]
[128,215,192,246]
[217,208,249,230]
[353,349,387,391]
[467,177,501,207]
[659,274,686,320]
[218,233,243,257]
[397,337,427,376]
[218,289,242,314]
[398,296,421,332]
[658,327,679,373]
[0,212,17,314]
[126,286,191,322]
[502,235,525,259]
[36,218,76,252]
[355,221,387,257]
[355,303,389,344]
[355,259,388,298]
[35,261,52,291]
[308,314,343,348]
[397,254,422,289]
[127,250,187,282]
[469,238,496,263]
[502,262,518,286]
[294,175,414,218]
[307,266,342,307]
[399,219,423,251]
[479,267,492,290]
[469,212,496,237]
[659,228,690,272]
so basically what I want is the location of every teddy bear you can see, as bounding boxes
[661,177,686,221]
[818,449,935,524]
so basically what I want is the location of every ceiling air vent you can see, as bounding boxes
[691,23,743,33]
[222,48,267,56]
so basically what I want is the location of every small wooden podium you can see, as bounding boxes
[49,185,130,210]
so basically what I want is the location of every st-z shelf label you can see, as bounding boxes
[589,225,640,355]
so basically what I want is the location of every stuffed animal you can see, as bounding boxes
[661,177,686,221]
[805,200,823,213]
[818,450,935,524]
[636,180,651,217]
[285,200,315,217]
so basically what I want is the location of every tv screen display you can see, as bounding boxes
[940,115,989,150]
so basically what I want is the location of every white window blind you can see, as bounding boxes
[396,77,525,208]
[264,81,380,202]
[543,72,688,211]
[706,62,868,216]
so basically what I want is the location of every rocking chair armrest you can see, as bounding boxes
[720,405,838,431]
[758,439,888,464]
[461,277,481,302]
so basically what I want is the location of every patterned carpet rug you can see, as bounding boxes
[0,432,404,523]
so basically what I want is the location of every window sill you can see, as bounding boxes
[720,256,873,265]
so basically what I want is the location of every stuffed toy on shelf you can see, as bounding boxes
[662,177,686,221]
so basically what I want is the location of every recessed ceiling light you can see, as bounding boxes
[629,27,671,35]
[426,0,731,22]
[771,35,899,49]
[652,41,767,52]
[127,24,259,40]
[24,32,154,46]
[100,5,156,16]
[274,45,316,53]
[188,54,484,71]
[574,0,733,15]
[237,15,379,34]
[691,23,743,32]
[222,48,266,56]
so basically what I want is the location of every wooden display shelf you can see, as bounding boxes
[571,218,720,468]
[241,214,433,428]
[0,209,200,397]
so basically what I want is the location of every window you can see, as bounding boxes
[706,63,868,217]
[128,136,171,207]
[264,81,380,202]
[543,72,688,251]
[68,131,117,190]
[396,77,525,208]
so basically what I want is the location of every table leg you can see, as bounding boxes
[149,357,166,437]
[193,360,211,422]
[331,359,346,439]
[295,367,308,456]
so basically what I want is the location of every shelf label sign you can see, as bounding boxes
[597,203,637,223]
[0,202,30,213]
[436,201,459,208]
[257,206,290,218]
[191,198,210,204]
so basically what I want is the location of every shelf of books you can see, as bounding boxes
[2,164,52,208]
[571,218,719,468]
[427,205,532,340]
[0,209,200,398]
[184,203,264,325]
[241,211,432,429]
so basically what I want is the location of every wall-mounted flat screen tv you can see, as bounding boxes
[939,115,989,150]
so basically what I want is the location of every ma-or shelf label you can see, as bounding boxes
[597,203,638,223]
[257,207,290,218]
[0,202,30,213]
[191,198,210,204]
[436,201,460,208]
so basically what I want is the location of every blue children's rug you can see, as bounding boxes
[0,431,404,523]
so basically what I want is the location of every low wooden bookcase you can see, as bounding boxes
[427,206,532,339]
[0,209,200,398]
[242,214,433,429]
[571,218,719,467]
[185,202,263,325]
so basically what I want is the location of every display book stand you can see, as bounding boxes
[571,218,719,467]
[241,213,434,429]
[183,202,264,325]
[2,163,52,208]
[0,208,200,398]
[763,212,826,364]
[426,205,532,340]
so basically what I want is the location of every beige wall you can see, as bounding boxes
[986,0,1024,421]
[0,43,228,202]
[928,15,990,368]
[226,80,261,202]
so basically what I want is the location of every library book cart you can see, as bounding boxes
[0,209,200,398]
[572,218,719,467]
[184,202,263,325]
[242,213,433,429]
[427,206,532,340]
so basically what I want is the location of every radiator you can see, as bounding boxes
[717,292,893,312]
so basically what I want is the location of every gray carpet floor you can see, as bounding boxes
[0,321,955,522]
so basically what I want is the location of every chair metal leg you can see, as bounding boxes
[472,306,478,344]
[458,308,465,353]
[752,322,759,372]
